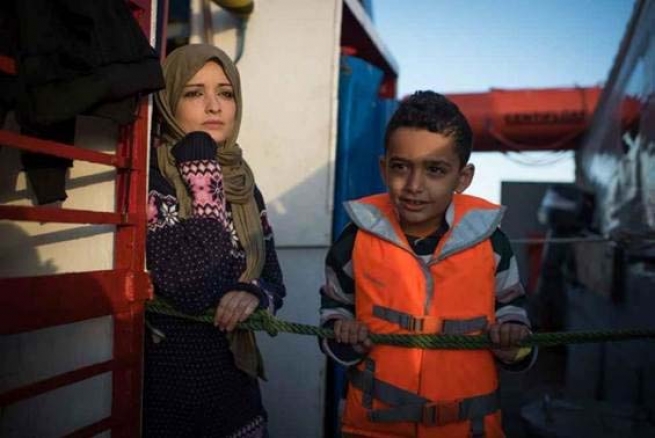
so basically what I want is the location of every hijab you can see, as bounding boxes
[154,44,265,379]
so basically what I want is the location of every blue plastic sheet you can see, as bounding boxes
[327,54,397,437]
[332,55,397,238]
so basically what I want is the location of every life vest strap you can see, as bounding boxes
[348,365,498,427]
[443,316,489,335]
[372,306,488,334]
[348,364,429,407]
[470,415,486,437]
[370,390,499,427]
[361,359,375,409]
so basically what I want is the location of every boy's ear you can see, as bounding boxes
[455,163,475,193]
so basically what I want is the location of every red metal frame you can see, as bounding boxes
[0,54,16,74]
[0,361,115,407]
[0,1,158,436]
[0,205,130,224]
[0,270,151,334]
[0,130,130,167]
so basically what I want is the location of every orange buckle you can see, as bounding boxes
[422,401,461,426]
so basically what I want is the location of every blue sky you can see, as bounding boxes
[374,0,634,94]
[373,0,635,202]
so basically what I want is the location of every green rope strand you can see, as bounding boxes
[145,298,655,350]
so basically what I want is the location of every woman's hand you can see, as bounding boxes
[333,319,373,355]
[214,291,259,332]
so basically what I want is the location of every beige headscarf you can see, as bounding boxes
[154,44,265,379]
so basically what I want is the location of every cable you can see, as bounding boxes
[509,235,610,245]
[501,150,574,167]
[233,17,247,64]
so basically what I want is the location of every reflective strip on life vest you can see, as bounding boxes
[348,365,499,426]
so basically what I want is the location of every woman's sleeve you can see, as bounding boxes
[146,133,235,315]
[250,187,286,313]
[147,211,234,315]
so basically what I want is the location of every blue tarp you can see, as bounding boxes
[332,55,397,238]
[327,54,397,437]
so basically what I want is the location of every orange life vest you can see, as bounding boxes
[341,193,505,438]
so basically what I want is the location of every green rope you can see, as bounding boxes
[145,298,655,350]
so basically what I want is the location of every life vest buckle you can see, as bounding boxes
[408,316,441,333]
[408,316,422,332]
[422,400,461,426]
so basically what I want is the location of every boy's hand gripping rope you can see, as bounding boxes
[145,298,655,349]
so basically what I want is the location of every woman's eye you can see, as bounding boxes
[183,90,203,98]
[219,90,234,99]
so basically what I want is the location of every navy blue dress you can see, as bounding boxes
[143,134,285,437]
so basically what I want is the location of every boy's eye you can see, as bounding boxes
[427,166,446,175]
[390,162,407,171]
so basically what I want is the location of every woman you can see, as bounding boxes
[144,44,285,437]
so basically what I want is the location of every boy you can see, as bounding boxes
[320,91,535,438]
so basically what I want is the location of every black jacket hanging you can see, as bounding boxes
[0,0,165,204]
[9,0,165,126]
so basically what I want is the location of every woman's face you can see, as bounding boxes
[174,61,237,143]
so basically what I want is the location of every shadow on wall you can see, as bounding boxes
[0,113,69,207]
[0,222,59,277]
[264,160,389,247]
[0,113,120,206]
[264,163,335,247]
[0,223,121,437]
[0,170,115,205]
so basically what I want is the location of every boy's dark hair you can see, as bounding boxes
[384,90,473,166]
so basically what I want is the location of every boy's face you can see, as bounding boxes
[380,127,474,237]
